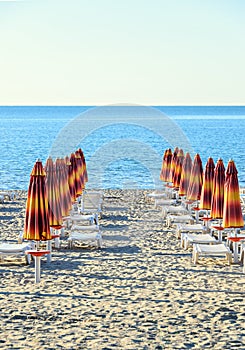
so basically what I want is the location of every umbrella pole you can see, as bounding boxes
[34,256,41,283]
[194,201,200,223]
[46,240,52,263]
[233,228,239,263]
[218,219,223,242]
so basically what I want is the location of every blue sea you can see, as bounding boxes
[0,105,245,190]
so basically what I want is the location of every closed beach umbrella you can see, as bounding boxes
[172,148,185,189]
[67,155,76,203]
[179,152,192,197]
[199,157,215,210]
[223,160,244,229]
[160,148,172,183]
[169,147,179,183]
[55,158,72,217]
[75,150,85,194]
[160,149,168,181]
[187,153,203,202]
[24,159,51,241]
[78,148,88,184]
[23,159,51,283]
[210,158,225,220]
[70,152,83,199]
[44,157,63,230]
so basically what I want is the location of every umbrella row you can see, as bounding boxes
[23,148,88,242]
[22,148,88,283]
[160,147,244,230]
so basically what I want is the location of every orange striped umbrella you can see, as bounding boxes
[172,148,185,189]
[179,152,192,197]
[160,149,168,181]
[66,155,76,203]
[78,148,88,184]
[187,153,203,202]
[199,157,215,210]
[210,158,225,220]
[55,158,72,217]
[44,157,63,229]
[223,160,244,228]
[23,159,51,241]
[70,152,83,198]
[75,150,85,193]
[160,148,172,183]
[169,147,179,183]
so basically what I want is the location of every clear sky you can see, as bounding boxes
[0,0,244,106]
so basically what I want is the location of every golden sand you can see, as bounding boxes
[0,190,244,349]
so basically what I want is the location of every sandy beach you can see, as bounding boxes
[0,189,244,349]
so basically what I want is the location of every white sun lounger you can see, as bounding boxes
[181,233,217,250]
[192,243,232,265]
[71,224,100,232]
[79,192,103,219]
[166,214,194,228]
[162,205,189,219]
[154,199,176,209]
[0,191,17,201]
[68,230,102,249]
[0,242,35,264]
[64,213,97,227]
[146,191,167,201]
[176,223,206,239]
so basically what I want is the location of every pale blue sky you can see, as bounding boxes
[0,0,244,105]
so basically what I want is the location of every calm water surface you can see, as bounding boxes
[0,106,244,189]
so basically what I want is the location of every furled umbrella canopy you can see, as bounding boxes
[223,160,244,228]
[160,149,168,181]
[169,146,179,183]
[44,157,63,229]
[172,148,185,189]
[78,148,88,184]
[66,155,76,203]
[70,152,83,199]
[23,160,51,241]
[187,153,203,201]
[199,157,215,210]
[55,158,72,217]
[75,150,85,194]
[210,158,225,220]
[178,152,192,197]
[160,148,172,183]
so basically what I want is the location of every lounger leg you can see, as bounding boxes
[97,238,102,249]
[243,248,245,273]
[184,238,189,251]
[54,235,60,249]
[180,233,184,248]
[218,231,223,243]
[95,214,99,225]
[193,250,199,264]
[226,253,232,266]
[177,227,181,239]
